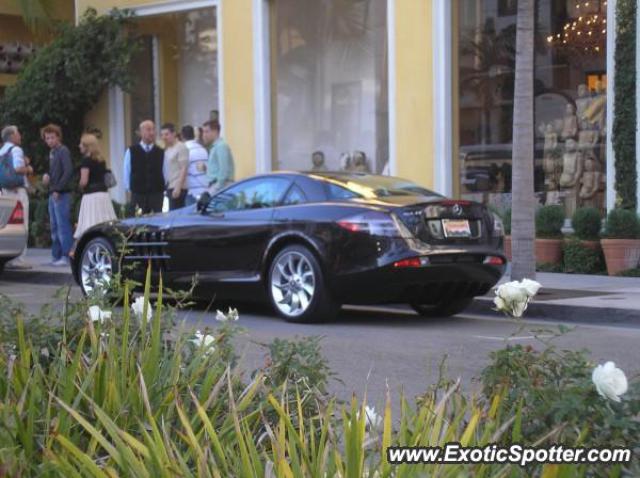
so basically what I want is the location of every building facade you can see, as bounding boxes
[76,0,639,217]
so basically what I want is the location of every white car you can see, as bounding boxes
[0,195,27,274]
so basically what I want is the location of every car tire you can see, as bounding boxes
[77,237,117,298]
[268,244,339,323]
[410,297,474,318]
[0,260,5,275]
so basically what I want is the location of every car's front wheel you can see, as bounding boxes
[78,237,116,297]
[410,297,474,318]
[268,245,339,323]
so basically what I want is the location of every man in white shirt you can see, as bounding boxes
[181,125,209,206]
[0,125,33,269]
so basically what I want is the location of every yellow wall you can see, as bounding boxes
[220,0,256,180]
[85,90,112,165]
[0,14,37,42]
[393,0,434,189]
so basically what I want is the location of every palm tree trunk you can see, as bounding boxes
[510,0,536,281]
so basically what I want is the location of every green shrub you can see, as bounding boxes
[563,239,605,274]
[502,208,512,235]
[535,205,565,238]
[482,342,640,459]
[603,208,640,239]
[28,196,50,247]
[572,207,602,241]
[536,262,563,272]
[618,268,640,277]
[613,0,638,210]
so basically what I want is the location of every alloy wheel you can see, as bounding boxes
[80,241,113,295]
[271,251,316,318]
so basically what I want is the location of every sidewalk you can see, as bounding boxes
[23,248,74,275]
[15,249,640,324]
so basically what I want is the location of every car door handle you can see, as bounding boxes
[211,213,225,219]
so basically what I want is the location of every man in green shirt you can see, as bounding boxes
[202,120,235,193]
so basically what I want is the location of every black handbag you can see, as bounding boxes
[104,169,117,189]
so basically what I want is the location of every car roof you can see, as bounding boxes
[259,170,410,183]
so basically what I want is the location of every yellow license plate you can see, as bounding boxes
[442,219,471,238]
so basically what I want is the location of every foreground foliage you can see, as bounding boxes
[0,273,637,476]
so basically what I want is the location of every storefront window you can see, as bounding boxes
[128,35,156,142]
[272,0,389,174]
[176,8,219,127]
[456,0,608,217]
[128,7,218,142]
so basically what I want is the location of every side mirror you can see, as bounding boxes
[196,192,211,213]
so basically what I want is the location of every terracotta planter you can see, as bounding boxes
[600,239,640,276]
[504,235,512,261]
[535,238,563,264]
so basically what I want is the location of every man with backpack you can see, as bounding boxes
[0,125,33,270]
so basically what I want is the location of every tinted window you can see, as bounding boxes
[321,175,441,199]
[282,185,307,205]
[209,178,291,212]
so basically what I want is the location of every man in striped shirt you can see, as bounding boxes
[181,125,209,206]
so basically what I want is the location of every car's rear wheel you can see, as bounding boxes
[78,237,116,297]
[410,297,474,318]
[268,245,339,323]
[0,260,5,275]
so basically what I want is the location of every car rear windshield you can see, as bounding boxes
[321,175,441,200]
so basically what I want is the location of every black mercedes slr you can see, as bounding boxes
[71,172,506,322]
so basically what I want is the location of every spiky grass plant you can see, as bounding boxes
[0,265,609,477]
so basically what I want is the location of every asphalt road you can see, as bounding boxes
[2,269,640,409]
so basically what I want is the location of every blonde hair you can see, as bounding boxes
[80,133,105,163]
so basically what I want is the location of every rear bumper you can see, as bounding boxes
[0,224,27,260]
[330,256,505,305]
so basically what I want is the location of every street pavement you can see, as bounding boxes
[1,249,640,410]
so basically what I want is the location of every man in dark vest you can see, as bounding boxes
[123,120,165,214]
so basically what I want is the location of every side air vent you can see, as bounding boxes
[124,230,170,271]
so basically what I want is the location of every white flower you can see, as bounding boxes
[511,300,528,318]
[135,207,143,217]
[131,296,153,322]
[87,305,112,323]
[357,405,382,431]
[493,296,506,310]
[592,362,628,402]
[216,307,239,322]
[497,282,528,303]
[364,405,383,430]
[520,278,542,297]
[190,330,216,354]
[493,279,542,318]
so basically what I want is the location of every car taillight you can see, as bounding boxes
[337,211,403,237]
[483,255,505,266]
[393,257,423,268]
[8,201,24,225]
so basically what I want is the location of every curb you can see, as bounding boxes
[469,297,640,327]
